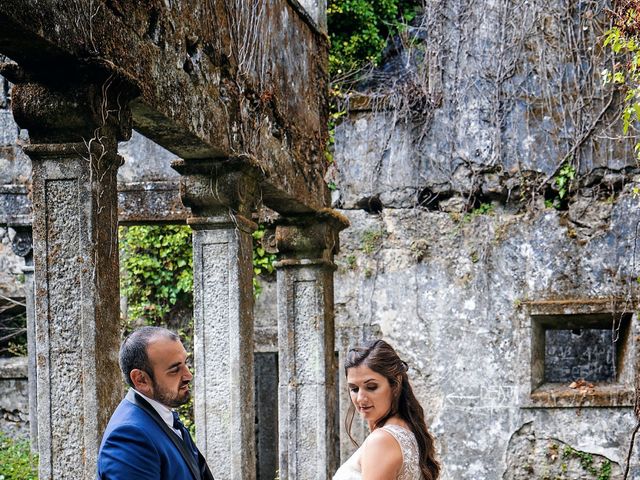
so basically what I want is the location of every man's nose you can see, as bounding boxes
[183,365,193,381]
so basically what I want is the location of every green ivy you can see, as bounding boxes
[562,445,612,480]
[119,225,193,327]
[556,163,576,200]
[0,433,37,480]
[252,225,277,296]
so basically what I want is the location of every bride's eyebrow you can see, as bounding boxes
[347,378,376,387]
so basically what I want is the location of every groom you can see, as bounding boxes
[97,326,214,480]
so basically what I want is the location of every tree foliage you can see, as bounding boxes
[328,0,421,79]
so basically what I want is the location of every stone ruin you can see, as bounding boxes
[0,1,346,479]
[2,1,640,479]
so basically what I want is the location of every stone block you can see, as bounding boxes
[0,357,29,439]
[0,109,18,146]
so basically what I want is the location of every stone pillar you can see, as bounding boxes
[275,210,349,480]
[11,77,132,480]
[10,226,36,451]
[174,159,259,480]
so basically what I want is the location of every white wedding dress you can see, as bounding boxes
[333,424,423,480]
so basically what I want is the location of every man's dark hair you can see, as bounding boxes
[119,326,180,388]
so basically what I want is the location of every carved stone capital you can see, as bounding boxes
[275,208,349,261]
[173,158,260,218]
[10,78,133,144]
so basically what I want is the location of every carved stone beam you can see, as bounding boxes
[10,72,133,480]
[275,209,349,480]
[173,158,260,480]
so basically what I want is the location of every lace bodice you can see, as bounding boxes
[333,425,422,480]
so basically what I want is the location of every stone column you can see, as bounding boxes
[174,159,259,480]
[10,226,36,451]
[11,77,132,480]
[275,210,349,480]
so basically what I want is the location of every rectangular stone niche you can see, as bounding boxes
[525,300,636,408]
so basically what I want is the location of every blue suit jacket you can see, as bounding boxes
[97,397,199,480]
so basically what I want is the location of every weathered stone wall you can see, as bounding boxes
[322,0,640,478]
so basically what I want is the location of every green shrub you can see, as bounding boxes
[0,433,37,480]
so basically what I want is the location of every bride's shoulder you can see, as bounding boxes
[362,428,403,467]
[360,429,403,477]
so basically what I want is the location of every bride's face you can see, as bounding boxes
[347,364,393,427]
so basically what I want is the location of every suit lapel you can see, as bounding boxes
[130,393,202,480]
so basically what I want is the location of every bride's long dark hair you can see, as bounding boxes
[345,339,440,480]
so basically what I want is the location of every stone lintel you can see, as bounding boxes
[0,356,28,379]
[2,181,190,227]
[117,181,189,225]
[0,0,330,213]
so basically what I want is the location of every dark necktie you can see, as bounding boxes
[172,411,198,461]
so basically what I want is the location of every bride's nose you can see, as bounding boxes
[356,389,368,403]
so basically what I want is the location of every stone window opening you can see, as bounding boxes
[524,299,636,408]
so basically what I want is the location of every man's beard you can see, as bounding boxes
[151,379,191,408]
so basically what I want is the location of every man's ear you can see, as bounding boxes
[130,369,152,394]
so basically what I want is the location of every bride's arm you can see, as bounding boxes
[361,429,403,480]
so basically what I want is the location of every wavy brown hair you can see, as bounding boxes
[345,339,440,480]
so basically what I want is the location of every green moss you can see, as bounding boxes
[361,229,384,254]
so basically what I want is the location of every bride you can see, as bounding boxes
[333,340,440,480]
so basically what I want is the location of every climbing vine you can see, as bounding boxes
[562,445,612,480]
[252,224,277,296]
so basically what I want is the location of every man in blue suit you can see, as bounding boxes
[98,326,214,480]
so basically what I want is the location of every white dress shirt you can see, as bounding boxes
[125,388,183,439]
